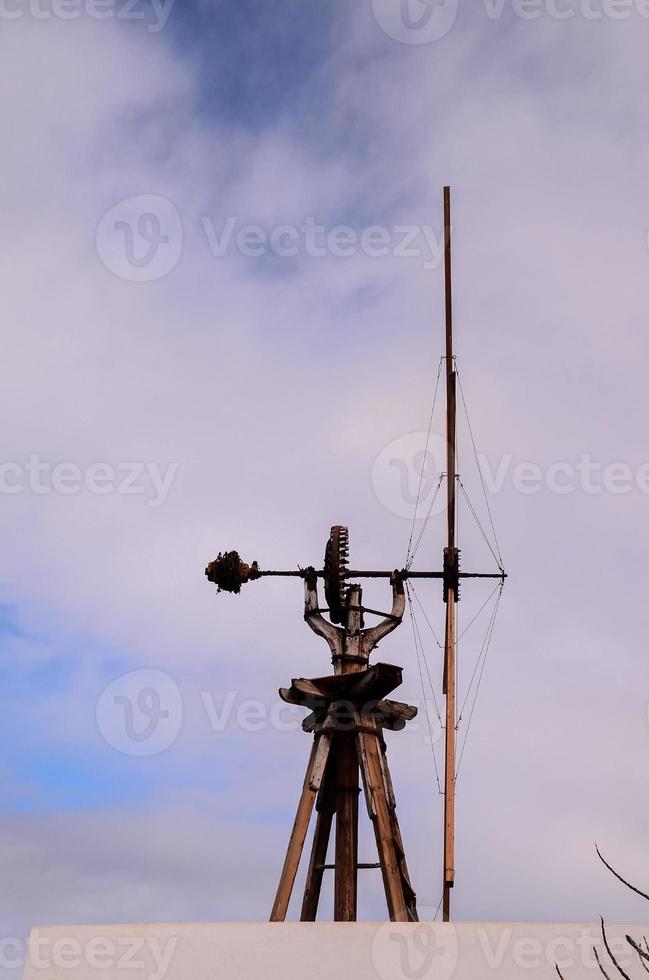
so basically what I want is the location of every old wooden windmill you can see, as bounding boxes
[205,188,506,924]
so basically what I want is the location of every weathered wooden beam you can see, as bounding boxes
[443,593,457,922]
[270,735,330,922]
[280,662,404,708]
[333,587,363,922]
[301,751,336,922]
[334,733,359,921]
[442,185,457,924]
[302,697,418,735]
[357,719,410,922]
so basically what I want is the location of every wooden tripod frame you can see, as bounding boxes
[270,570,419,923]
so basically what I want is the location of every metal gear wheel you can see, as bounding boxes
[324,525,350,625]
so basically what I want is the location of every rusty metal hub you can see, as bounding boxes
[205,551,260,594]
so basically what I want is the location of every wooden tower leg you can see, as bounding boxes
[379,743,418,922]
[334,733,359,921]
[357,720,410,922]
[270,734,331,921]
[388,809,418,922]
[301,744,337,921]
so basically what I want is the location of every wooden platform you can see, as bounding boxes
[21,922,649,979]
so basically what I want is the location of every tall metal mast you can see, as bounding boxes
[442,185,457,923]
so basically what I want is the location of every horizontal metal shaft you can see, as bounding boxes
[256,569,506,581]
[317,863,381,871]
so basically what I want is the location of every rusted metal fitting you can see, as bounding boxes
[443,547,461,603]
[205,551,260,594]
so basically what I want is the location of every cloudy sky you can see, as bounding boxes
[2,0,649,971]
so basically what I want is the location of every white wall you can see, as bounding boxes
[20,921,649,980]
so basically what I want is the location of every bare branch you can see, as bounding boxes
[555,965,568,980]
[626,935,649,972]
[596,845,649,902]
[594,946,613,980]
[601,917,632,980]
